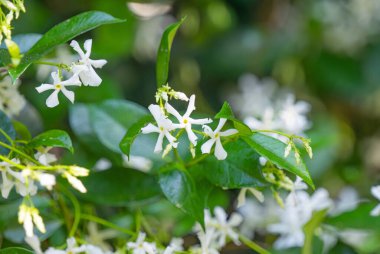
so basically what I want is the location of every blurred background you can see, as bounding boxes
[7,0,380,251]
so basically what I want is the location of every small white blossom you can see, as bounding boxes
[34,147,57,166]
[142,104,179,152]
[194,228,220,254]
[45,237,84,254]
[25,235,43,254]
[330,187,360,216]
[62,172,87,193]
[370,185,380,216]
[165,95,212,146]
[0,76,26,116]
[127,232,157,254]
[201,118,238,160]
[35,71,81,108]
[18,204,46,237]
[122,155,153,173]
[70,39,107,86]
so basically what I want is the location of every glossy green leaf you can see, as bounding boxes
[0,248,33,254]
[89,99,148,153]
[215,102,252,136]
[0,110,16,155]
[77,167,160,206]
[159,166,210,226]
[8,11,124,80]
[156,18,185,87]
[194,139,267,188]
[28,129,73,153]
[243,133,314,188]
[12,120,32,141]
[120,115,153,157]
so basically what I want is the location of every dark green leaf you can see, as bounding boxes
[28,129,73,153]
[243,133,314,188]
[0,248,33,254]
[194,139,267,188]
[8,11,124,80]
[120,115,153,157]
[0,110,16,155]
[156,18,185,87]
[215,102,252,136]
[77,167,160,206]
[159,166,210,226]
[12,120,32,141]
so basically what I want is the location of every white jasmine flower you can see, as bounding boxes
[141,104,179,152]
[36,172,56,191]
[194,228,220,254]
[278,94,311,135]
[127,232,157,254]
[1,163,38,198]
[0,76,26,116]
[201,118,238,160]
[330,187,359,216]
[18,205,46,237]
[34,147,57,166]
[70,39,107,86]
[370,185,380,216]
[85,221,118,252]
[62,172,87,193]
[45,237,84,254]
[35,71,81,108]
[167,237,184,252]
[208,207,243,247]
[165,95,212,146]
[292,177,308,192]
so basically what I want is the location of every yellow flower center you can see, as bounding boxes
[55,84,62,90]
[183,118,188,124]
[215,133,219,138]
[160,126,164,131]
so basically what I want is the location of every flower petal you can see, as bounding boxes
[60,73,81,87]
[35,84,54,93]
[89,59,107,68]
[371,185,380,200]
[165,102,183,122]
[190,118,212,125]
[78,65,102,86]
[60,87,75,103]
[154,133,164,153]
[219,128,238,137]
[214,138,227,160]
[215,118,227,133]
[184,94,196,117]
[46,90,60,108]
[185,124,198,145]
[201,138,215,154]
[371,204,380,216]
[70,40,85,59]
[141,123,159,134]
[84,39,92,58]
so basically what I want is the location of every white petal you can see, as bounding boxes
[65,173,87,193]
[51,71,60,84]
[190,118,212,125]
[1,170,14,198]
[371,185,380,200]
[237,188,248,208]
[23,211,34,237]
[185,125,198,145]
[84,39,92,58]
[184,94,196,117]
[148,104,165,124]
[202,125,214,137]
[70,40,85,59]
[46,90,60,108]
[154,133,164,153]
[228,213,243,227]
[38,173,56,190]
[165,102,183,122]
[60,73,81,87]
[89,59,107,68]
[141,123,159,134]
[32,212,46,233]
[215,118,227,133]
[371,204,380,216]
[60,87,75,103]
[214,138,227,160]
[35,84,54,93]
[164,130,177,144]
[25,236,43,254]
[219,128,238,137]
[78,66,102,86]
[201,139,215,154]
[214,206,227,223]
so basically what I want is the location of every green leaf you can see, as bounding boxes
[76,167,160,206]
[302,209,328,254]
[194,139,268,188]
[0,248,33,254]
[88,99,148,153]
[8,11,124,80]
[156,17,185,87]
[120,115,153,157]
[12,120,32,141]
[0,110,16,155]
[0,33,42,66]
[243,133,314,188]
[326,203,380,230]
[159,166,210,226]
[28,129,73,153]
[215,102,252,136]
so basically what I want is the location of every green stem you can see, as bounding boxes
[0,140,40,164]
[59,185,81,237]
[253,129,292,139]
[0,128,14,145]
[0,155,25,169]
[239,234,271,254]
[80,214,135,236]
[34,61,70,71]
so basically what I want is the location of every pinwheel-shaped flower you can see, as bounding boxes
[127,232,156,254]
[201,118,238,160]
[165,94,212,146]
[35,72,81,108]
[142,104,179,153]
[70,39,107,86]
